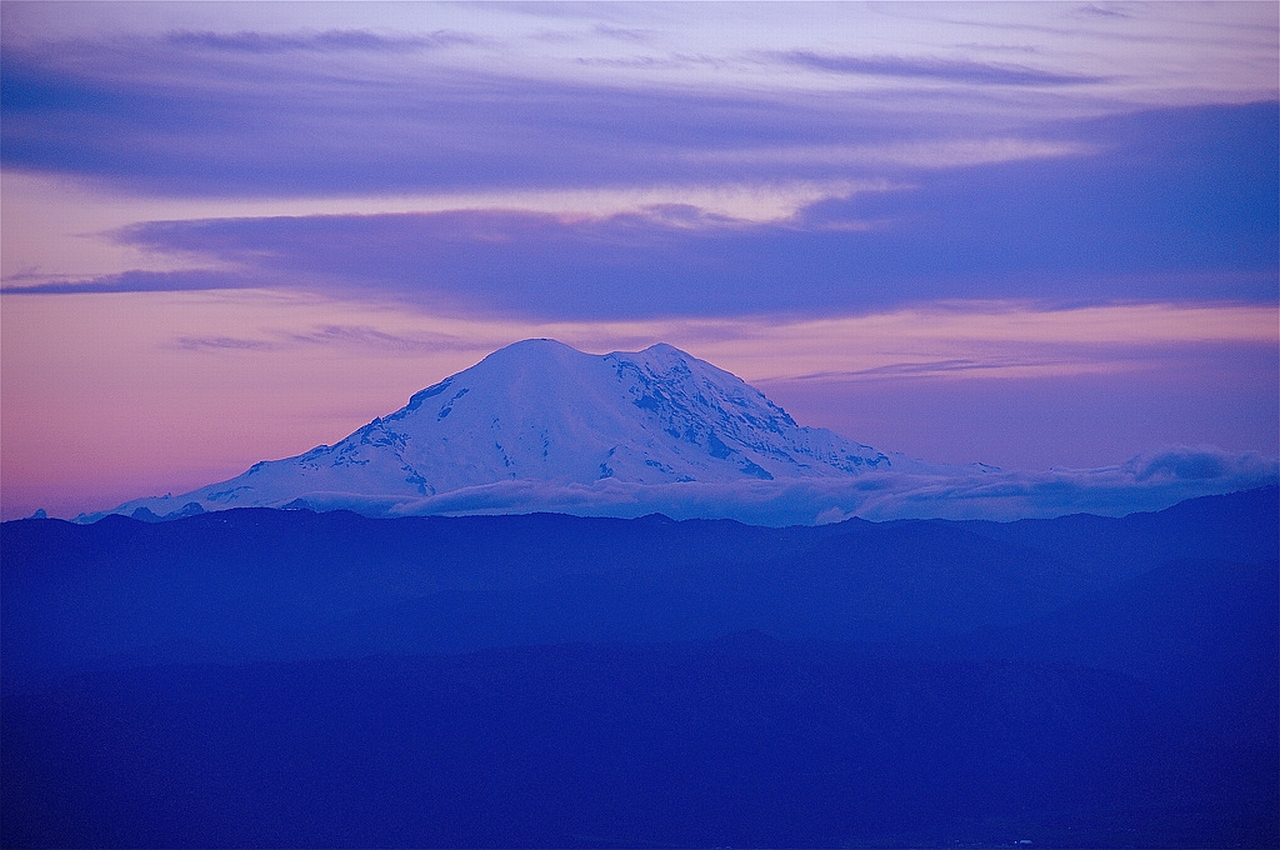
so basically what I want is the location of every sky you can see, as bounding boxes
[1,1,1277,520]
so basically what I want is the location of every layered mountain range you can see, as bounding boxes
[8,341,1277,847]
[5,488,1277,847]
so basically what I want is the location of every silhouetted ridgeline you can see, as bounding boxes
[3,487,1277,847]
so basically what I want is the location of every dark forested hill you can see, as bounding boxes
[3,487,1276,847]
[4,636,1256,849]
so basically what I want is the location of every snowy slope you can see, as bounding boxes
[111,340,893,518]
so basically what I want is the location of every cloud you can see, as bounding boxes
[282,325,468,353]
[847,359,1011,378]
[2,27,1273,320]
[78,98,1274,320]
[0,269,248,294]
[396,447,1280,524]
[8,26,1258,201]
[173,335,280,352]
[857,449,1279,521]
[769,51,1106,86]
[171,325,471,354]
[591,24,652,43]
[1123,446,1269,483]
[1072,4,1134,19]
[4,3,1276,201]
[164,28,478,54]
[0,43,944,198]
[107,447,1277,526]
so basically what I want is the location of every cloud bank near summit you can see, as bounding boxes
[120,446,1277,527]
[392,446,1280,525]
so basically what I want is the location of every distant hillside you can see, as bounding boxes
[8,635,1271,849]
[3,487,1275,847]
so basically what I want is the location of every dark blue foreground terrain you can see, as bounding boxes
[3,488,1277,847]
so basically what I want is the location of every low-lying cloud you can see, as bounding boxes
[386,447,1279,525]
[108,446,1278,527]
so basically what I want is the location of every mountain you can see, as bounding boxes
[95,338,1273,524]
[108,339,899,519]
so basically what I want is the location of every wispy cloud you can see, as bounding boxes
[769,50,1106,86]
[171,324,470,355]
[839,358,1066,379]
[591,24,652,43]
[173,334,280,352]
[0,269,248,295]
[5,18,1272,203]
[282,325,468,353]
[64,100,1271,321]
[1071,4,1135,21]
[5,42,1003,199]
[164,28,478,54]
[574,54,707,71]
[690,302,1280,388]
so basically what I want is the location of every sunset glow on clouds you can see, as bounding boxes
[1,1,1276,519]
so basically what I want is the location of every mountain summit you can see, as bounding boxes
[113,340,890,519]
[96,339,1273,524]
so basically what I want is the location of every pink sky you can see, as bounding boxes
[3,291,1274,519]
[1,2,1276,519]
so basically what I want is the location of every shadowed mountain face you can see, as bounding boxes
[3,487,1276,847]
[109,340,890,519]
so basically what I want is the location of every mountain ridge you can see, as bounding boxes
[8,486,1275,690]
[90,339,1276,525]
[6,488,1275,847]
[105,339,899,519]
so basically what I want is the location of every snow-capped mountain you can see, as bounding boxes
[112,339,894,519]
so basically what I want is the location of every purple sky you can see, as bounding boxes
[2,1,1277,520]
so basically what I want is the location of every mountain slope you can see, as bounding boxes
[111,339,891,517]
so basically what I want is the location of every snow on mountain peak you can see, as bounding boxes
[92,339,1275,525]
[110,339,892,518]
